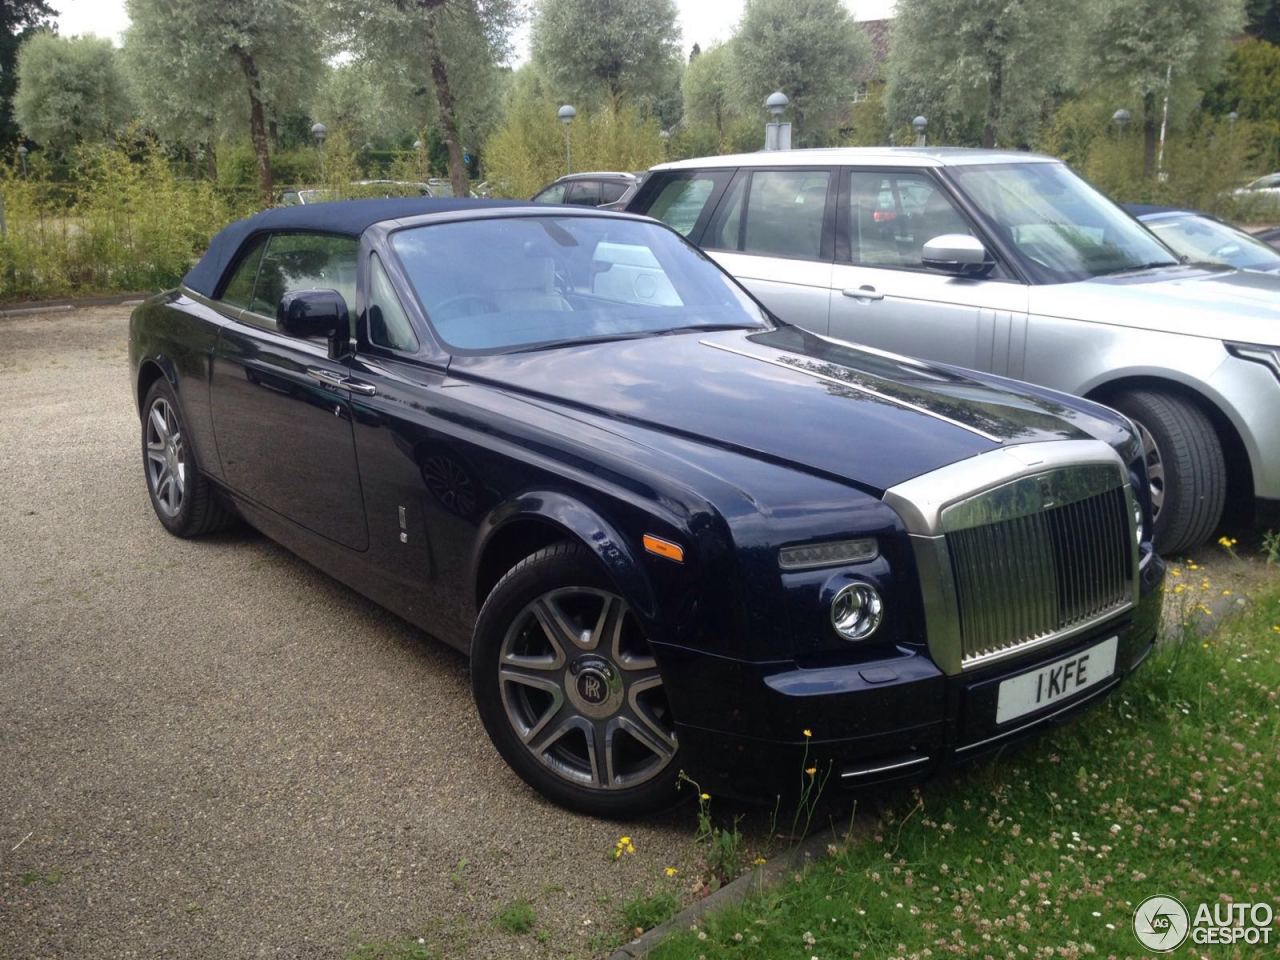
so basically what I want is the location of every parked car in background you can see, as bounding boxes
[627,148,1280,555]
[531,171,644,209]
[1126,204,1280,274]
[280,180,433,205]
[1231,172,1280,214]
[129,198,1161,816]
[1255,226,1280,250]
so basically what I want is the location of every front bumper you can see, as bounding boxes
[656,550,1164,803]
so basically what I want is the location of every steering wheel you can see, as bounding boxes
[433,294,499,320]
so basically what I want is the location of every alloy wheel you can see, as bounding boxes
[1134,420,1165,522]
[498,587,677,791]
[144,397,186,517]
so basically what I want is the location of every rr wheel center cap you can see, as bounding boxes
[567,656,624,717]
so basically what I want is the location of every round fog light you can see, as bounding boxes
[1132,499,1145,544]
[831,582,883,641]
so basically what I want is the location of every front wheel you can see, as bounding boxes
[141,378,230,537]
[1110,389,1225,556]
[471,542,682,818]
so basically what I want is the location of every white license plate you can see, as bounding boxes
[995,636,1118,725]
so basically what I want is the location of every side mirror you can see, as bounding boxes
[921,234,994,277]
[277,289,350,356]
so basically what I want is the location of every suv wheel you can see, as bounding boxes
[1111,389,1225,556]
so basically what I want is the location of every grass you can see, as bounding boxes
[649,585,1280,960]
[493,897,537,935]
[622,889,682,936]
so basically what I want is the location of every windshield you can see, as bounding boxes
[1144,213,1280,271]
[391,215,770,353]
[948,162,1178,283]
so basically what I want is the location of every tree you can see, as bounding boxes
[732,0,870,143]
[682,43,740,147]
[124,0,326,204]
[14,33,134,154]
[1081,0,1244,176]
[0,0,54,148]
[1245,0,1280,43]
[886,0,1068,149]
[531,0,681,108]
[336,0,516,199]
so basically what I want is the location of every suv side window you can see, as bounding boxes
[246,233,359,331]
[599,180,628,204]
[708,169,831,261]
[847,170,973,269]
[637,172,727,237]
[565,180,602,206]
[533,182,567,203]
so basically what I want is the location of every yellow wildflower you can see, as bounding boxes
[664,866,678,877]
[806,766,817,776]
[699,792,711,801]
[803,729,813,738]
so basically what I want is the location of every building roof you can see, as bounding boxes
[183,197,525,298]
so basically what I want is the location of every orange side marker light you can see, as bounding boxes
[642,534,684,563]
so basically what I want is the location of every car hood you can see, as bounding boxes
[1032,265,1280,346]
[451,325,1127,495]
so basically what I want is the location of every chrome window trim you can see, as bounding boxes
[885,440,1139,676]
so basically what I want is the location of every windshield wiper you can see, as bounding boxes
[655,323,759,336]
[508,332,654,353]
[1094,260,1180,277]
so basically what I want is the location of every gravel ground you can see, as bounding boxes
[0,306,705,960]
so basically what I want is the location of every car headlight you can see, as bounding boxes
[830,582,883,641]
[779,537,878,571]
[1132,495,1145,545]
[1226,341,1280,382]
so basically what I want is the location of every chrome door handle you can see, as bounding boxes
[842,285,884,301]
[307,367,376,396]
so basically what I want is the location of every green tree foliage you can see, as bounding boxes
[1204,37,1280,172]
[1246,0,1280,43]
[14,33,134,155]
[336,0,516,199]
[681,43,738,146]
[124,0,327,203]
[732,0,870,145]
[531,0,681,108]
[886,0,1067,148]
[484,76,662,198]
[0,0,54,148]
[1080,0,1245,175]
[311,62,408,149]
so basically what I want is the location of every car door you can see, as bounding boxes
[828,168,1030,375]
[698,167,835,332]
[209,231,370,551]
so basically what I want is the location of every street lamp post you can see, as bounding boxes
[558,104,576,174]
[912,115,927,147]
[16,144,28,177]
[1111,108,1131,135]
[764,91,790,150]
[311,122,327,181]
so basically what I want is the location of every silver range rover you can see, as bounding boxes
[626,148,1280,555]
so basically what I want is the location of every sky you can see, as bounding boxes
[56,0,898,58]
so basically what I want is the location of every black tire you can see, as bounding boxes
[1110,389,1226,556]
[471,542,682,818]
[140,378,231,538]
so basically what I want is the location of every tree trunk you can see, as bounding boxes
[1142,90,1157,179]
[982,56,1003,149]
[424,14,469,198]
[233,46,273,205]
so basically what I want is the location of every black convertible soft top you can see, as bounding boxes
[182,197,527,298]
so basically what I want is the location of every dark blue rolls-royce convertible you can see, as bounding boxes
[129,198,1164,817]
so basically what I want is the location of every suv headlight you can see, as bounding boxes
[1226,341,1280,382]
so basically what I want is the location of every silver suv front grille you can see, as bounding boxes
[946,485,1134,668]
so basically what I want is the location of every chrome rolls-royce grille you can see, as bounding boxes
[943,476,1135,669]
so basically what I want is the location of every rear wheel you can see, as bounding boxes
[1110,389,1225,556]
[141,378,230,537]
[471,542,681,818]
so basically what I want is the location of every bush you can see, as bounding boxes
[0,139,251,300]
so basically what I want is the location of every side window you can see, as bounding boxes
[367,254,420,353]
[219,235,267,308]
[709,169,831,261]
[640,173,722,236]
[847,170,972,270]
[599,180,628,204]
[247,233,359,329]
[565,180,602,206]
[533,182,567,204]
